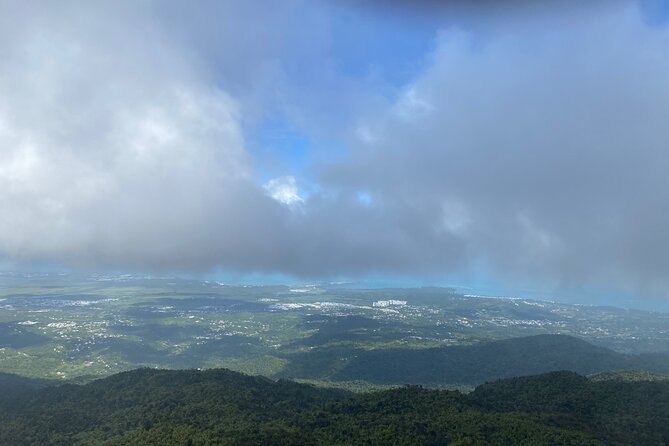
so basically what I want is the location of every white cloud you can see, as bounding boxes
[394,86,434,121]
[0,2,282,270]
[264,176,304,206]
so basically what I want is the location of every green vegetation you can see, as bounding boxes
[0,372,55,397]
[2,275,669,388]
[587,370,669,382]
[1,367,669,445]
[279,334,669,385]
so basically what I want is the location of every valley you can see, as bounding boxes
[1,273,668,386]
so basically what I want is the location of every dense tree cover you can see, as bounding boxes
[279,334,669,385]
[588,370,669,382]
[1,367,669,445]
[471,371,669,445]
[0,372,55,396]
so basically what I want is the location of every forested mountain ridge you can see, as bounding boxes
[1,367,669,445]
[279,334,669,384]
[0,372,55,392]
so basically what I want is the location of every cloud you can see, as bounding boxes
[0,1,293,271]
[322,1,669,293]
[265,176,304,206]
[2,0,669,300]
[0,0,421,277]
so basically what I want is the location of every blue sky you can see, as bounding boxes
[640,0,669,24]
[2,0,669,310]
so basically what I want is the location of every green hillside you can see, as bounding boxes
[588,370,669,382]
[279,334,669,385]
[0,372,56,396]
[2,367,669,445]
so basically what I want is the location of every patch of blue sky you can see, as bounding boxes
[245,3,440,186]
[249,115,356,203]
[325,6,438,90]
[638,0,669,26]
[249,117,312,184]
[355,191,373,206]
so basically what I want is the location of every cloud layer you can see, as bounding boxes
[325,1,669,291]
[1,1,669,297]
[0,2,290,270]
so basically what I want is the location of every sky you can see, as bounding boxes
[1,0,669,308]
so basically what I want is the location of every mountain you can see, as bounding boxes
[2,367,669,445]
[587,370,669,382]
[0,372,56,394]
[0,368,348,446]
[279,334,669,384]
[471,371,669,445]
